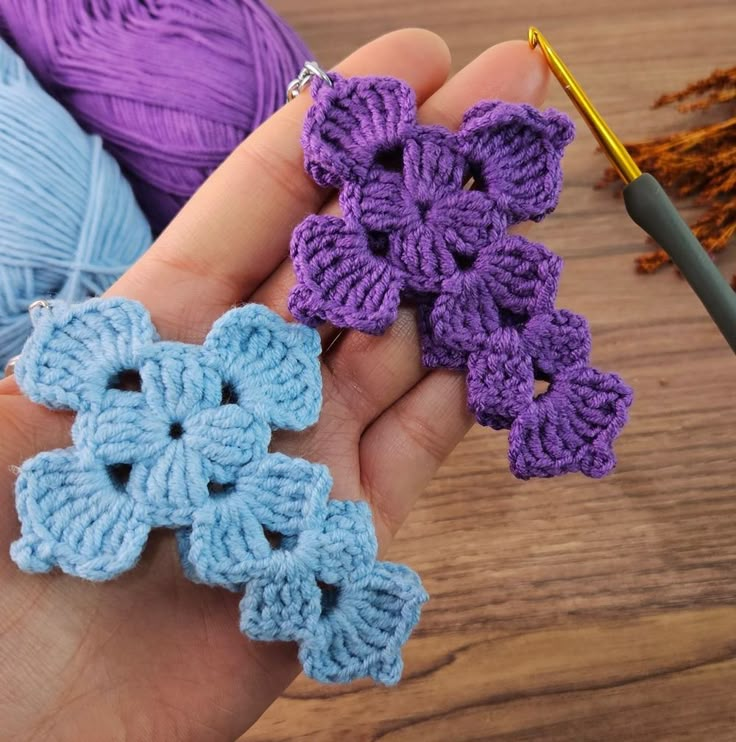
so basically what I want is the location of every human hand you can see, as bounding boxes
[0,29,548,741]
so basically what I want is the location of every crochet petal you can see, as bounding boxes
[186,454,331,587]
[185,406,270,484]
[436,191,504,267]
[416,300,468,370]
[186,492,270,588]
[302,74,416,187]
[458,101,575,224]
[289,215,402,334]
[241,454,331,534]
[485,235,562,317]
[467,328,534,429]
[71,391,168,468]
[204,303,322,431]
[15,297,157,412]
[10,449,149,580]
[429,273,500,354]
[345,173,405,232]
[393,222,451,294]
[397,191,498,294]
[139,344,221,418]
[241,570,321,642]
[175,528,207,587]
[523,310,591,375]
[509,366,633,478]
[136,441,209,525]
[401,128,466,200]
[317,500,377,585]
[299,562,427,685]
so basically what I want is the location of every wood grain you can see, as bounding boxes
[247,1,736,739]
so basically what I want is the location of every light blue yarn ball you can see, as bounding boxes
[0,38,151,366]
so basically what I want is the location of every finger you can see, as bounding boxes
[283,40,551,432]
[322,308,424,428]
[0,375,19,395]
[360,369,473,547]
[418,39,549,127]
[109,29,452,342]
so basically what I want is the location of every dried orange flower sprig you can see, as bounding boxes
[600,66,736,285]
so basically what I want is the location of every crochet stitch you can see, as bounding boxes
[11,297,426,684]
[289,73,633,478]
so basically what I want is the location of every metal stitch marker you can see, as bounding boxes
[529,27,736,353]
[286,61,332,102]
[4,299,51,377]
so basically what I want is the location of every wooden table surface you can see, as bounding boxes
[247,1,736,739]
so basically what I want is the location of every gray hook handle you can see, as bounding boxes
[623,173,736,354]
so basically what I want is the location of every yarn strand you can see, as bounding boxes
[0,37,151,366]
[0,0,311,232]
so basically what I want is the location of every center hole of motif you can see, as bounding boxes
[533,366,552,399]
[452,251,476,271]
[317,581,341,616]
[367,231,390,258]
[169,422,184,439]
[207,481,235,497]
[373,144,404,173]
[463,161,486,192]
[417,201,431,221]
[263,528,286,550]
[534,378,550,398]
[499,309,528,329]
[107,463,132,492]
[108,368,142,392]
[220,381,238,405]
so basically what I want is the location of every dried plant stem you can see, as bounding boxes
[600,66,736,285]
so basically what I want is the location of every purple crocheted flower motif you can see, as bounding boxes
[289,73,633,478]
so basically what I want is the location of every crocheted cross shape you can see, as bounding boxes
[178,459,426,684]
[288,73,633,479]
[11,298,426,684]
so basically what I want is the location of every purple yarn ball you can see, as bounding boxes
[0,0,310,233]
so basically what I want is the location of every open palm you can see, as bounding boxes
[0,30,548,741]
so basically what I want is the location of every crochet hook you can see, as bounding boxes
[528,27,736,354]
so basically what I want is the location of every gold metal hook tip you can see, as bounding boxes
[526,26,641,184]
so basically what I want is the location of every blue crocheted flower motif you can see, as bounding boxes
[11,297,428,685]
[11,298,323,580]
[179,453,428,685]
